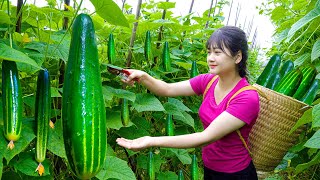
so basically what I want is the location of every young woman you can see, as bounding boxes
[116,26,259,180]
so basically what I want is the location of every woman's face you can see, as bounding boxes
[207,45,239,76]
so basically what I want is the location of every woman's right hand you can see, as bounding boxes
[122,69,146,86]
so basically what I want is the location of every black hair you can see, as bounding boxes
[206,26,248,78]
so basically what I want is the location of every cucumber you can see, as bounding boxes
[2,60,22,150]
[256,54,281,87]
[166,114,174,136]
[62,13,107,179]
[191,154,199,180]
[178,169,184,180]
[148,151,155,180]
[190,60,199,78]
[108,33,116,64]
[121,98,130,126]
[144,30,152,62]
[162,41,171,71]
[274,69,303,96]
[279,60,294,79]
[265,72,281,90]
[293,66,317,100]
[300,79,319,105]
[35,69,51,176]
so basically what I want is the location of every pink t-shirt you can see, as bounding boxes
[189,74,260,173]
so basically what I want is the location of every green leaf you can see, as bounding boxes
[294,53,311,67]
[174,112,195,128]
[13,152,50,176]
[90,0,129,28]
[103,86,136,102]
[157,171,178,180]
[106,144,116,156]
[157,2,176,10]
[271,6,287,23]
[0,43,41,69]
[167,148,192,164]
[117,126,149,139]
[137,153,165,172]
[0,124,36,163]
[295,150,320,174]
[287,7,320,41]
[163,102,183,117]
[51,87,61,97]
[304,130,320,148]
[0,10,13,25]
[105,109,123,130]
[168,98,191,112]
[311,39,320,61]
[289,109,312,134]
[312,103,320,127]
[133,94,165,112]
[47,120,67,159]
[96,156,136,180]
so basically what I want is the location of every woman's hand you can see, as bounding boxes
[116,136,152,151]
[122,69,146,86]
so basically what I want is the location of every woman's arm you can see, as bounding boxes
[124,69,196,97]
[116,111,246,151]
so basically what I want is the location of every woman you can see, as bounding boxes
[116,26,259,180]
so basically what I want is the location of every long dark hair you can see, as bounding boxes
[206,26,248,78]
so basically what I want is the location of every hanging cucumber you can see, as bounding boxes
[162,41,171,71]
[274,69,303,96]
[279,60,294,79]
[108,33,116,64]
[166,114,174,136]
[191,154,199,180]
[2,60,22,150]
[300,79,319,105]
[178,169,184,180]
[190,60,199,78]
[265,72,281,90]
[256,54,281,86]
[35,69,51,176]
[293,66,317,100]
[148,151,155,180]
[121,98,130,126]
[62,13,107,179]
[144,30,153,62]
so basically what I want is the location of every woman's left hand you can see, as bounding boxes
[116,136,152,151]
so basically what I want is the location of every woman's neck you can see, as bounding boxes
[217,72,242,91]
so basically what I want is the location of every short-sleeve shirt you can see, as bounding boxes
[189,74,260,173]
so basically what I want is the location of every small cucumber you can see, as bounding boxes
[108,33,116,64]
[121,98,130,126]
[162,41,171,71]
[190,60,199,78]
[166,114,174,136]
[148,151,155,180]
[191,154,199,180]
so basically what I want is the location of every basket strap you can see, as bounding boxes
[203,75,219,100]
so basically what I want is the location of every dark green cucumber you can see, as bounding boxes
[162,41,171,71]
[190,60,199,78]
[148,151,155,180]
[62,13,107,179]
[256,54,281,86]
[293,66,317,100]
[274,69,303,96]
[191,154,199,180]
[279,60,294,79]
[144,30,152,62]
[300,79,319,105]
[35,69,51,176]
[166,114,174,136]
[265,72,281,90]
[121,98,130,126]
[2,60,22,150]
[178,169,184,180]
[108,33,116,64]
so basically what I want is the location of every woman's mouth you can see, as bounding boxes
[209,65,217,69]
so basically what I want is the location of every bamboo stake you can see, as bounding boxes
[205,0,214,28]
[226,0,233,25]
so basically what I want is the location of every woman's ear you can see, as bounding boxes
[235,51,242,64]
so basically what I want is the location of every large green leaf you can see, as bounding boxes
[117,125,150,139]
[167,148,192,165]
[289,109,312,134]
[163,102,183,117]
[173,112,195,128]
[287,7,320,41]
[0,123,36,163]
[137,153,165,172]
[47,120,67,159]
[304,130,320,148]
[105,109,124,130]
[311,39,320,61]
[157,171,178,180]
[312,103,320,127]
[157,2,176,10]
[90,0,129,28]
[133,94,165,112]
[168,98,191,112]
[0,43,41,69]
[96,156,136,180]
[13,152,50,176]
[295,150,320,174]
[103,86,136,102]
[0,10,13,25]
[294,53,311,67]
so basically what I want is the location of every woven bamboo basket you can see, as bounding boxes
[249,84,310,172]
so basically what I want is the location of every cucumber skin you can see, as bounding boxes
[293,66,317,100]
[62,13,107,179]
[256,54,281,87]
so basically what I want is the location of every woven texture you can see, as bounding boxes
[249,84,310,172]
